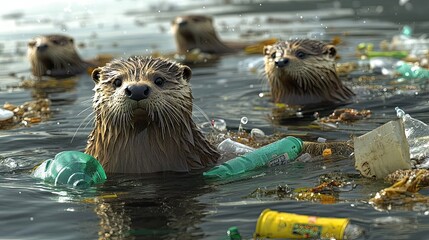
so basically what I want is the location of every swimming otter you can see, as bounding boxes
[263,39,355,106]
[172,15,243,54]
[85,56,219,173]
[27,34,92,78]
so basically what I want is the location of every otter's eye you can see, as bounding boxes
[51,39,61,45]
[295,51,306,59]
[271,52,276,59]
[154,77,165,87]
[112,78,122,88]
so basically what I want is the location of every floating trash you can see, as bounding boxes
[0,108,13,121]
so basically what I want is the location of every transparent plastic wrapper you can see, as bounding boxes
[32,151,107,188]
[396,107,429,161]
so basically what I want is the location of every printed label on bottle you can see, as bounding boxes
[292,223,322,238]
[267,153,289,167]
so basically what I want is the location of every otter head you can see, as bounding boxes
[263,39,354,106]
[27,34,87,78]
[86,56,218,173]
[90,56,193,132]
[171,15,234,54]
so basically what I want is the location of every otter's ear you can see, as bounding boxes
[181,65,192,82]
[325,45,337,59]
[91,67,102,84]
[263,45,272,56]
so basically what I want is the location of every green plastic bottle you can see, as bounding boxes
[32,151,107,188]
[203,136,303,179]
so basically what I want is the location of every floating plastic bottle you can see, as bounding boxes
[254,209,364,239]
[32,151,107,188]
[395,62,429,79]
[203,136,303,179]
[217,138,255,155]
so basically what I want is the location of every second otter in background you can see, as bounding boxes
[172,15,247,55]
[27,34,93,78]
[263,39,355,107]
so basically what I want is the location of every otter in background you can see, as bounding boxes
[172,15,246,55]
[263,39,355,107]
[27,34,93,78]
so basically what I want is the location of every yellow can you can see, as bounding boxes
[254,209,349,239]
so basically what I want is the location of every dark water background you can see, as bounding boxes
[1,0,429,239]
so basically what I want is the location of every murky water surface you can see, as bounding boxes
[1,0,429,239]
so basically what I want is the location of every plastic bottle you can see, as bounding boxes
[395,62,429,79]
[254,209,364,239]
[32,151,107,188]
[217,138,255,155]
[203,136,303,179]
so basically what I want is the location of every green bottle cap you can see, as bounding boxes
[227,226,242,240]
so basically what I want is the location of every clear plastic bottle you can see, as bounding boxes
[32,151,107,188]
[203,136,303,179]
[217,138,255,155]
[254,209,365,239]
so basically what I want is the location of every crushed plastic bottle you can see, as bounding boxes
[32,151,107,188]
[396,107,429,161]
[254,209,365,240]
[395,62,429,79]
[203,136,303,179]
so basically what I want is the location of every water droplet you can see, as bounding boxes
[30,217,34,221]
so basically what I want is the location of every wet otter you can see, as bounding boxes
[27,34,92,78]
[263,39,355,106]
[172,15,243,54]
[85,56,219,173]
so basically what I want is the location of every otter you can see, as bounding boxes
[172,15,244,54]
[263,39,355,106]
[27,34,92,78]
[85,56,220,173]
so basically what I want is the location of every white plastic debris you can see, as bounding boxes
[0,108,13,121]
[250,128,265,139]
[354,118,411,179]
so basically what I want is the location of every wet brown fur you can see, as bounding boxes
[85,56,219,173]
[27,34,91,78]
[263,39,355,106]
[171,15,240,54]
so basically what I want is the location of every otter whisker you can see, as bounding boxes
[71,110,95,143]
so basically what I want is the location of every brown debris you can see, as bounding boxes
[319,108,371,124]
[0,99,51,130]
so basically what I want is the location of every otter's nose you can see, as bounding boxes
[178,20,187,27]
[125,85,151,101]
[275,58,289,68]
[36,44,48,52]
